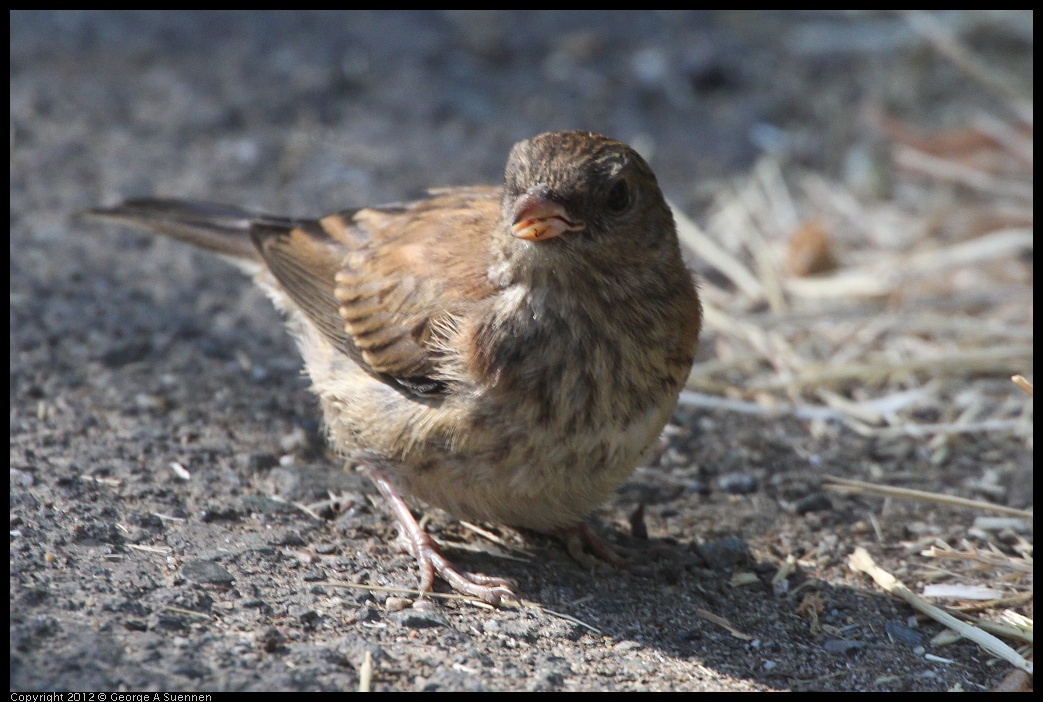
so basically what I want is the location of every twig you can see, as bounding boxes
[894,146,1033,199]
[901,11,1030,105]
[1012,375,1033,397]
[670,200,765,302]
[747,346,1033,391]
[872,420,1027,439]
[359,651,373,692]
[694,608,753,641]
[327,580,500,606]
[824,476,1034,519]
[458,521,533,559]
[677,390,847,423]
[849,547,1031,674]
[325,580,602,633]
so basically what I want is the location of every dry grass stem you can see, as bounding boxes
[823,476,1033,519]
[1012,375,1033,397]
[694,608,753,641]
[901,11,1031,105]
[848,548,1032,674]
[921,543,1033,577]
[358,651,373,692]
[676,85,1031,458]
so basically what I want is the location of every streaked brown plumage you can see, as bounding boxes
[88,131,702,605]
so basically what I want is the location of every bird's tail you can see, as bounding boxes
[84,198,276,262]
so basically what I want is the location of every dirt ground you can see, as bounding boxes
[10,11,1032,692]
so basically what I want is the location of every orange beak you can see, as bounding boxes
[511,188,585,241]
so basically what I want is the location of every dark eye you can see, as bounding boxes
[605,179,631,214]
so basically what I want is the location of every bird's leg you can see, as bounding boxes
[360,463,517,607]
[558,522,630,569]
[557,523,665,577]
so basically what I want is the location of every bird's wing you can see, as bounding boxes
[88,189,503,398]
[285,187,500,394]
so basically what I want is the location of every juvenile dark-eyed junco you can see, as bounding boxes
[88,131,702,605]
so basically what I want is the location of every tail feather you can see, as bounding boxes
[85,198,277,261]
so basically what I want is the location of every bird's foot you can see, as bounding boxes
[408,529,517,607]
[557,523,660,576]
[362,463,517,607]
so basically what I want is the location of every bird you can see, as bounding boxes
[87,130,702,605]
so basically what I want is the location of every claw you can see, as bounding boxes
[362,463,519,606]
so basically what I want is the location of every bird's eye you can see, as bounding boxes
[605,179,631,214]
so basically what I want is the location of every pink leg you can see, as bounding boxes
[557,523,665,577]
[362,463,517,606]
[558,523,630,569]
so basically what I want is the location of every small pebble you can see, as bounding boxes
[718,472,758,495]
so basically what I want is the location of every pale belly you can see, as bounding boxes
[391,395,675,533]
[295,304,687,534]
